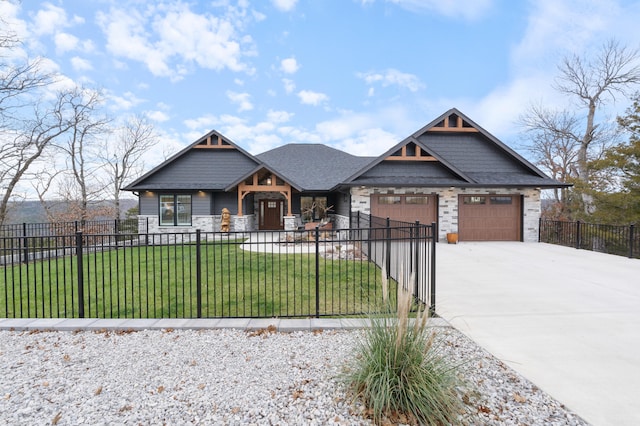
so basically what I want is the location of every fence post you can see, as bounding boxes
[413,221,419,299]
[196,229,202,318]
[629,224,635,259]
[429,222,437,316]
[538,217,542,242]
[314,225,320,318]
[385,218,391,280]
[22,222,28,264]
[576,220,581,250]
[75,231,85,319]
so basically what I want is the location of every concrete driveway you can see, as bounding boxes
[436,242,640,426]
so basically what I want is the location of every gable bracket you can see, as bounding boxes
[428,114,479,133]
[194,134,235,149]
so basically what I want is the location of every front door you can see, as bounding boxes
[260,199,283,230]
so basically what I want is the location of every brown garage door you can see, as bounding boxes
[459,195,521,241]
[371,194,437,225]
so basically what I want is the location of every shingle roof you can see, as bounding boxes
[344,108,569,188]
[256,144,373,191]
[124,108,569,193]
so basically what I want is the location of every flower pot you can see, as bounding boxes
[446,233,458,244]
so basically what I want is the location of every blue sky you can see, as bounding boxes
[4,0,640,168]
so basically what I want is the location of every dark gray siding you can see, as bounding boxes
[212,192,238,215]
[334,191,350,216]
[139,191,157,215]
[192,192,211,215]
[128,149,258,190]
[419,133,526,174]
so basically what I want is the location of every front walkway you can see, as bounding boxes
[436,242,640,426]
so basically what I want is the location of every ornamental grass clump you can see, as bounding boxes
[346,269,466,425]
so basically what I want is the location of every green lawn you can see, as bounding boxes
[1,239,394,319]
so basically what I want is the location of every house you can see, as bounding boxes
[123,108,568,242]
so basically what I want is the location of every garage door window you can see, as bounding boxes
[463,196,486,205]
[378,196,401,205]
[405,196,429,205]
[490,196,513,204]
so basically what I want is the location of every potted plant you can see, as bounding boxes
[446,232,458,244]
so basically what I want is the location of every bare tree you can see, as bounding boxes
[53,86,111,222]
[0,21,63,225]
[0,91,78,226]
[520,39,640,216]
[555,39,640,183]
[98,115,157,219]
[0,25,55,125]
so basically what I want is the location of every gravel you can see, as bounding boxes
[0,326,589,425]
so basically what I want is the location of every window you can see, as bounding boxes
[301,196,329,222]
[378,196,402,205]
[463,196,486,205]
[490,196,513,205]
[160,194,192,226]
[405,196,428,205]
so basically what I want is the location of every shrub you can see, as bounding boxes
[345,271,466,425]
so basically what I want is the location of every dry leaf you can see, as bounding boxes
[513,393,527,403]
[51,412,62,425]
[95,386,103,396]
[157,386,165,393]
[478,405,491,414]
[198,383,206,390]
[63,354,70,362]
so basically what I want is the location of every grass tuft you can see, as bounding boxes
[345,266,467,425]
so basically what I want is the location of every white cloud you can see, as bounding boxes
[97,2,258,81]
[55,33,79,54]
[184,114,218,131]
[357,68,425,92]
[339,128,398,156]
[512,0,617,69]
[297,90,329,106]
[266,110,294,123]
[226,91,254,112]
[70,56,93,72]
[146,110,170,122]
[271,0,298,12]
[31,3,69,36]
[282,78,296,94]
[386,0,493,20]
[280,57,299,74]
[108,91,145,111]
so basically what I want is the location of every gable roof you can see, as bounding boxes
[344,108,568,188]
[124,108,568,193]
[123,130,260,191]
[256,144,372,191]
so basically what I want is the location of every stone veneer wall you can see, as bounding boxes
[138,214,258,233]
[350,187,541,243]
[332,214,350,230]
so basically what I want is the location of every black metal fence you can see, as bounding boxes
[0,218,139,238]
[539,219,639,259]
[1,217,436,319]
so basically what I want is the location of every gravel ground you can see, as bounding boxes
[0,326,589,425]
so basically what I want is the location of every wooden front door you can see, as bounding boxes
[260,199,283,230]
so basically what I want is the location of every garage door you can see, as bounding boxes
[371,194,437,225]
[459,195,521,241]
